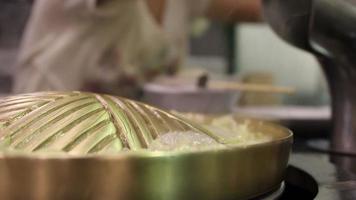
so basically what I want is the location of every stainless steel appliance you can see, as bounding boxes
[263,0,356,157]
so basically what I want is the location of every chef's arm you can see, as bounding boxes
[206,0,262,23]
[64,0,129,17]
[146,0,166,24]
[146,0,261,23]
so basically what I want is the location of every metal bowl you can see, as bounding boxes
[0,120,291,200]
[0,92,292,200]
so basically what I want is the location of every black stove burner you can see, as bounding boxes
[252,166,318,200]
[279,166,318,200]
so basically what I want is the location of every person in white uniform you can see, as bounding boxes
[13,0,261,96]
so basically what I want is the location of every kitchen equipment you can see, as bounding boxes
[143,75,294,114]
[0,92,292,200]
[143,82,239,114]
[209,81,295,94]
[262,0,356,156]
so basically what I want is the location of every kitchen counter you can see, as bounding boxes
[289,140,356,200]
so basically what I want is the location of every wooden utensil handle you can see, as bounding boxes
[210,81,296,94]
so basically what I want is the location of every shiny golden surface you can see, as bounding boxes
[0,92,210,154]
[0,92,293,200]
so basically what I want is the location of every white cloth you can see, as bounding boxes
[13,0,211,93]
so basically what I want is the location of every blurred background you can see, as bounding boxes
[0,0,31,94]
[0,0,331,136]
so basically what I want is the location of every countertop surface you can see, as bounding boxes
[291,140,356,200]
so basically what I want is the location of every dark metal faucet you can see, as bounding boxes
[262,0,356,155]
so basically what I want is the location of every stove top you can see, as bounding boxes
[251,165,318,200]
[251,151,356,200]
[247,137,356,200]
[286,140,356,200]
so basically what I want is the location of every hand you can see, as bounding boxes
[146,0,166,24]
[207,0,262,23]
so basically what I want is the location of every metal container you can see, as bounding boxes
[0,92,292,200]
[143,83,239,114]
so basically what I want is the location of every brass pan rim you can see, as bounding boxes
[0,119,293,160]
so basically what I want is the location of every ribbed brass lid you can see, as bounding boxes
[0,92,211,154]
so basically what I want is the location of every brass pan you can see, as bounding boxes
[0,92,292,200]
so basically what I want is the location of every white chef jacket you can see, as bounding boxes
[13,0,211,93]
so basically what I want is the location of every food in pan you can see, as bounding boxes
[0,92,272,154]
[148,131,224,151]
[148,116,273,151]
[178,113,273,145]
